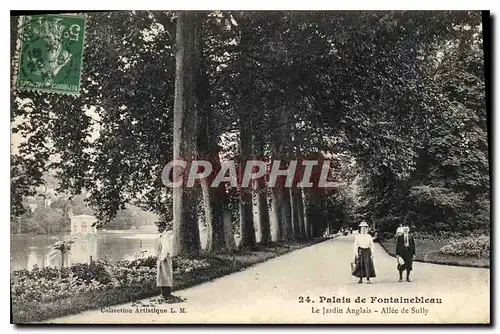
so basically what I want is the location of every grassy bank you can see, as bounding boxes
[12,238,328,323]
[379,239,490,268]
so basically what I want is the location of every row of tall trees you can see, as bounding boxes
[11,11,489,255]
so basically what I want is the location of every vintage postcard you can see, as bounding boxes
[10,10,490,324]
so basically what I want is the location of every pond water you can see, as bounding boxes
[10,231,162,271]
[11,228,242,271]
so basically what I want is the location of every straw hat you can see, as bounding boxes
[359,221,369,227]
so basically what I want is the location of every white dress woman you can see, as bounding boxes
[352,221,376,284]
[396,225,404,238]
[157,227,173,299]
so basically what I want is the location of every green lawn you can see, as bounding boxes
[379,239,490,268]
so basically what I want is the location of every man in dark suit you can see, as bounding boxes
[395,226,416,282]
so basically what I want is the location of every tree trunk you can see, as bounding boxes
[239,115,256,249]
[268,107,292,243]
[195,80,228,253]
[239,189,256,249]
[171,11,201,256]
[201,182,227,253]
[269,186,282,242]
[222,192,237,251]
[191,10,230,254]
[290,188,301,240]
[281,185,293,241]
[302,189,312,240]
[256,181,271,244]
[297,189,305,239]
[253,136,271,244]
[235,21,257,250]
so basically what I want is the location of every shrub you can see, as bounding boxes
[107,265,156,287]
[439,235,490,258]
[11,270,109,304]
[173,257,210,274]
[128,255,157,268]
[70,262,112,285]
[11,254,213,307]
[12,265,71,281]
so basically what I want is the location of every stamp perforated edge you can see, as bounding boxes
[12,13,87,97]
[11,15,23,94]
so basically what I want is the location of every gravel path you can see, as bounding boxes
[49,234,490,324]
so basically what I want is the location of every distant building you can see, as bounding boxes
[70,214,97,235]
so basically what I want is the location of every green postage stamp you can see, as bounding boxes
[13,14,86,95]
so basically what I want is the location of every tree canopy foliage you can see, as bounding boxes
[11,11,489,249]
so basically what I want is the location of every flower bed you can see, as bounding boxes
[11,256,212,307]
[439,235,490,258]
[11,239,327,323]
[379,233,490,268]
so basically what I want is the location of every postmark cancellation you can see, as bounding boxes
[13,14,86,95]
